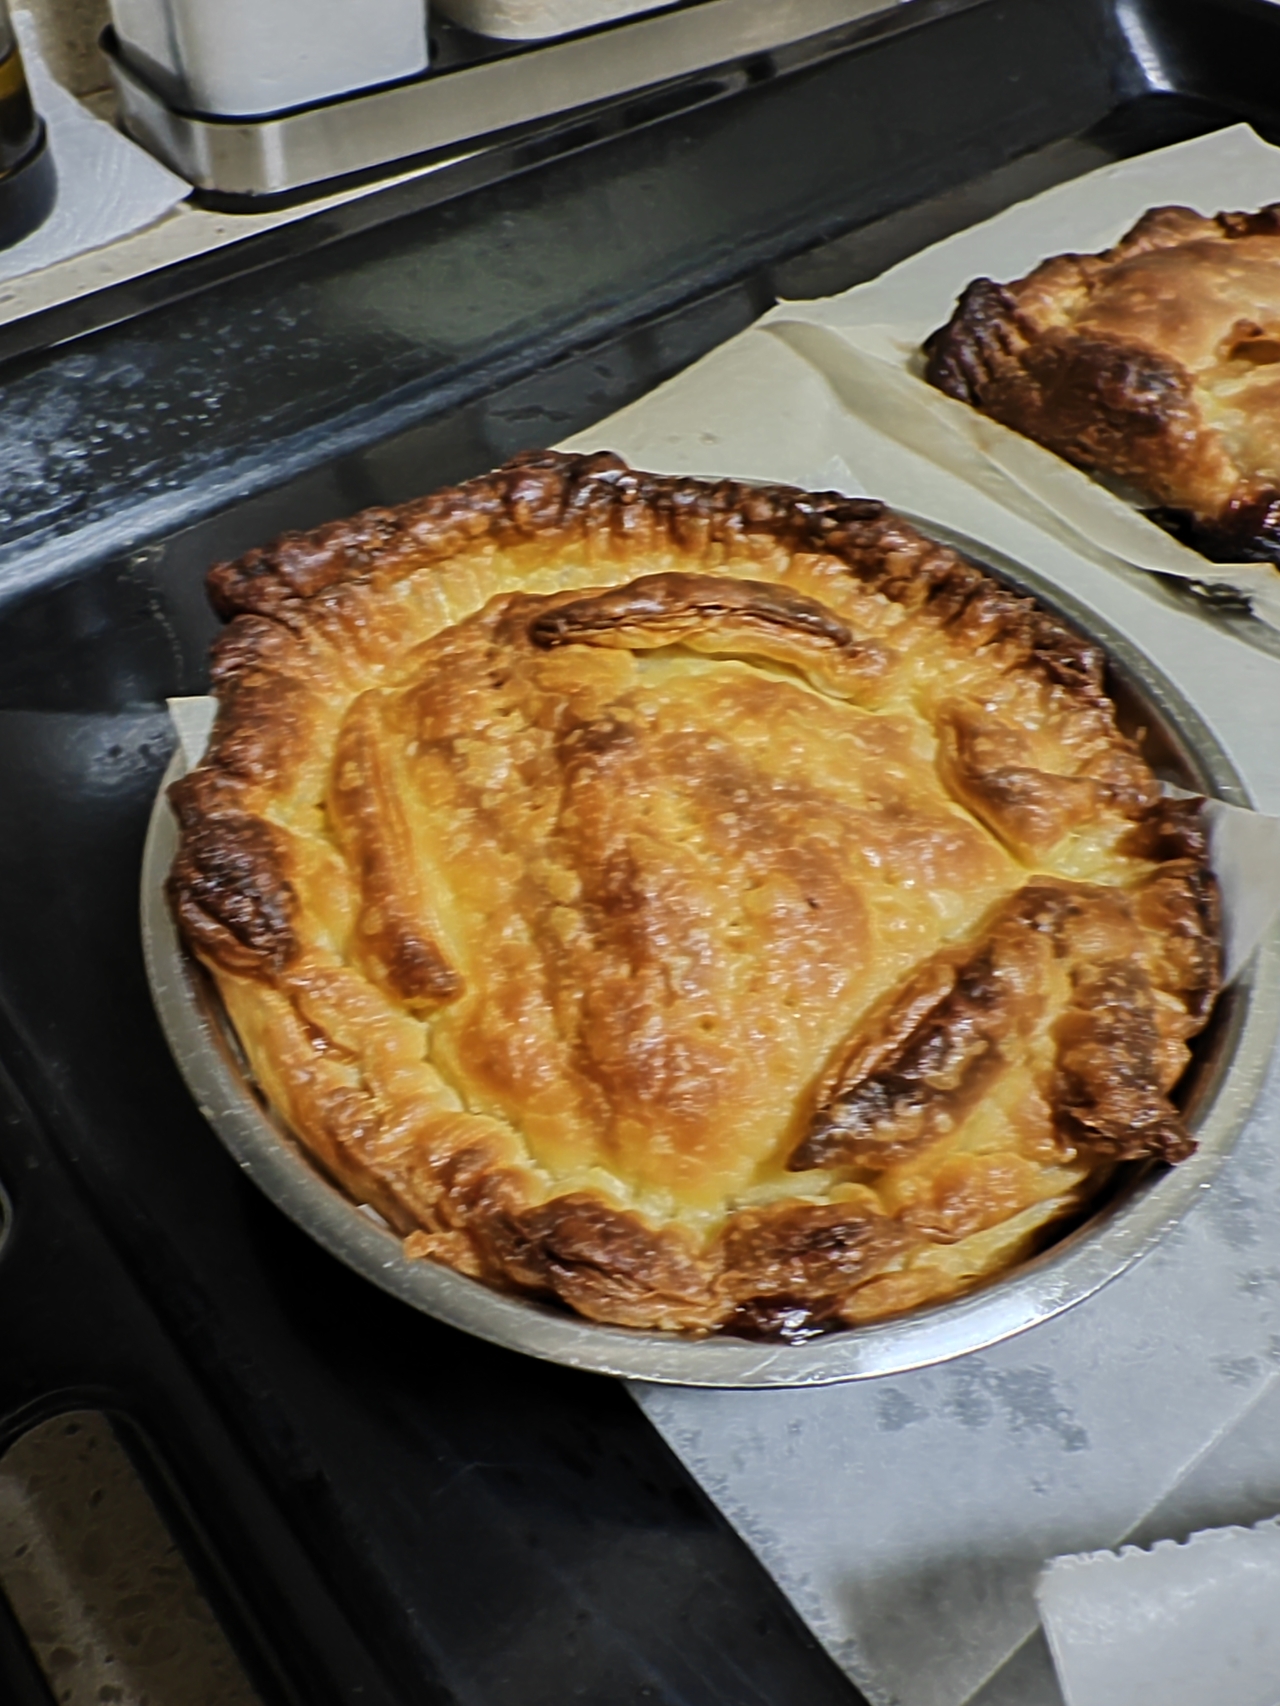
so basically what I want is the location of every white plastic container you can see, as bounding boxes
[435,0,677,42]
[108,0,429,118]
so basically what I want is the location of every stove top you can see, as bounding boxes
[1,0,1277,1697]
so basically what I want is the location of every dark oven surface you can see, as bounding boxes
[2,1,1279,1700]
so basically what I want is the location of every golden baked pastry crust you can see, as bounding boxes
[924,204,1280,564]
[168,452,1220,1338]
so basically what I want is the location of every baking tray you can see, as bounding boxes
[104,0,905,200]
[140,520,1280,1388]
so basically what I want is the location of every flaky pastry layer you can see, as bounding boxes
[169,453,1220,1338]
[924,204,1280,565]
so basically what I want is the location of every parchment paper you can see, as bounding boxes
[766,124,1280,631]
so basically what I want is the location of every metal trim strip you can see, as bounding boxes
[107,0,912,195]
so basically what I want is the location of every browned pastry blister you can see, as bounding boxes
[924,204,1280,564]
[168,452,1221,1338]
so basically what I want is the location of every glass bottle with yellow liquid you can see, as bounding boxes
[0,0,54,249]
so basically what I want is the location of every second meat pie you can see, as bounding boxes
[924,203,1280,565]
[168,453,1221,1338]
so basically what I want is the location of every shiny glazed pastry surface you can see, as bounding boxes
[924,204,1280,565]
[168,454,1220,1337]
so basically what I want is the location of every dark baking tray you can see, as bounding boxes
[2,0,1280,1700]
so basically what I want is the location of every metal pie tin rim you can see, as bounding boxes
[140,523,1280,1386]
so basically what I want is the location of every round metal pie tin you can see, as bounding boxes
[141,525,1280,1386]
